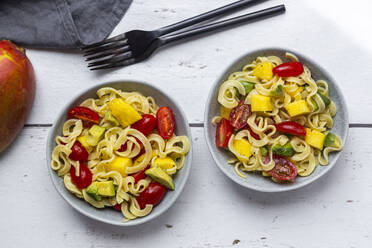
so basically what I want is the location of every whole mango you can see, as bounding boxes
[0,40,35,152]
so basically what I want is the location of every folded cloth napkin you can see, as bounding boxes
[0,0,132,49]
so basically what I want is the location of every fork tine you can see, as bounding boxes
[81,33,126,50]
[89,58,136,70]
[85,46,130,61]
[88,52,133,67]
[82,39,128,56]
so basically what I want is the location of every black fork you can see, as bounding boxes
[82,0,265,56]
[83,3,285,70]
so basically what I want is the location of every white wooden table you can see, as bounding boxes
[1,0,372,247]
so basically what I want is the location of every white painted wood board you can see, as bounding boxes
[2,0,372,247]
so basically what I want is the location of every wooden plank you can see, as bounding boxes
[25,0,372,125]
[0,126,370,247]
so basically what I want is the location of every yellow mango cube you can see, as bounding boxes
[305,128,326,150]
[106,157,133,177]
[107,98,142,128]
[77,136,93,153]
[153,157,176,170]
[285,100,310,117]
[253,62,273,81]
[251,94,273,112]
[220,105,232,119]
[233,138,252,159]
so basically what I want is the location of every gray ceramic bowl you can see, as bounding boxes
[204,48,349,192]
[46,81,193,226]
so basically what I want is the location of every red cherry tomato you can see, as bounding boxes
[68,106,100,128]
[229,101,251,129]
[131,166,150,183]
[70,163,93,189]
[215,118,233,148]
[156,107,175,140]
[69,140,89,161]
[131,114,157,136]
[267,154,297,181]
[245,125,260,140]
[273,62,304,77]
[113,204,122,211]
[137,182,167,209]
[275,121,306,136]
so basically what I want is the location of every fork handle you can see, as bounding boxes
[160,5,285,45]
[156,0,267,36]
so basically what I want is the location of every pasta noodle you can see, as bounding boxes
[51,87,190,221]
[213,53,343,182]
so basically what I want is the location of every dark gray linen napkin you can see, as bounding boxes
[0,0,132,49]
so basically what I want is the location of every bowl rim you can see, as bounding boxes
[46,80,193,226]
[204,47,349,193]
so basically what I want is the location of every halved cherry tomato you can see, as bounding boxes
[68,106,100,128]
[70,163,93,189]
[273,62,304,77]
[275,121,306,136]
[131,166,150,183]
[245,125,260,140]
[267,154,297,181]
[215,118,233,148]
[69,140,89,161]
[156,107,175,140]
[118,138,145,158]
[131,114,157,136]
[229,101,251,129]
[113,204,122,211]
[137,182,167,209]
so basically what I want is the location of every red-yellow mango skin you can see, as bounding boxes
[0,40,35,152]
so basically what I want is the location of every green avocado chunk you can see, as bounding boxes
[317,92,331,107]
[86,182,101,201]
[86,125,105,146]
[86,181,116,201]
[104,111,119,126]
[272,143,295,157]
[96,181,116,196]
[145,167,174,190]
[270,85,284,97]
[239,81,255,94]
[324,132,337,148]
